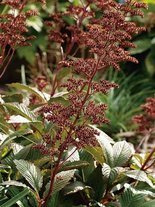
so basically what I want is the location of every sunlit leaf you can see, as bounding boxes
[14,159,43,193]
[113,141,132,167]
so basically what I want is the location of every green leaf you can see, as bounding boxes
[0,164,11,170]
[0,188,29,207]
[145,50,155,76]
[85,146,104,164]
[8,83,46,102]
[87,165,105,201]
[53,170,75,195]
[47,192,59,207]
[61,161,89,171]
[91,125,114,144]
[14,144,33,160]
[145,0,155,4]
[96,133,114,167]
[80,150,95,181]
[1,180,27,188]
[120,186,145,207]
[0,186,4,192]
[45,170,75,196]
[14,159,43,193]
[2,94,23,103]
[27,16,43,32]
[17,46,36,64]
[102,163,123,185]
[0,130,30,149]
[102,163,111,179]
[2,103,38,122]
[140,200,155,207]
[125,170,154,187]
[129,38,151,55]
[113,141,132,167]
[63,181,91,195]
[56,67,72,80]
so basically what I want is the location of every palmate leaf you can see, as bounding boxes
[120,186,145,207]
[120,184,155,207]
[113,141,132,167]
[140,200,155,207]
[87,165,105,201]
[102,163,111,179]
[0,188,29,207]
[125,170,154,187]
[92,125,114,144]
[97,135,114,167]
[98,140,132,168]
[102,163,123,185]
[85,146,104,164]
[91,126,114,166]
[14,159,43,193]
[80,150,95,180]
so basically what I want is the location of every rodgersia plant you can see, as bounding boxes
[133,97,155,171]
[0,0,151,207]
[35,0,147,205]
[0,0,45,78]
[133,97,155,134]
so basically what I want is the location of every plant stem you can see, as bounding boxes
[0,49,15,79]
[135,133,151,153]
[50,2,90,97]
[144,160,155,171]
[42,151,63,206]
[42,58,100,206]
[141,147,155,171]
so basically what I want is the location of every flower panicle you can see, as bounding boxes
[36,0,147,151]
[133,97,155,133]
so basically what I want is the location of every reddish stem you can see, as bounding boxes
[43,56,100,206]
[0,0,27,79]
[141,147,155,171]
[50,3,90,97]
[0,49,15,79]
[43,151,63,206]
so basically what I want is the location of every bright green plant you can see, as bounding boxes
[94,70,155,136]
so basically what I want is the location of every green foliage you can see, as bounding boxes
[0,188,30,207]
[0,1,155,207]
[120,184,155,207]
[49,170,75,195]
[129,38,151,55]
[1,83,154,206]
[94,71,155,136]
[128,3,155,76]
[14,159,43,193]
[120,186,145,207]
